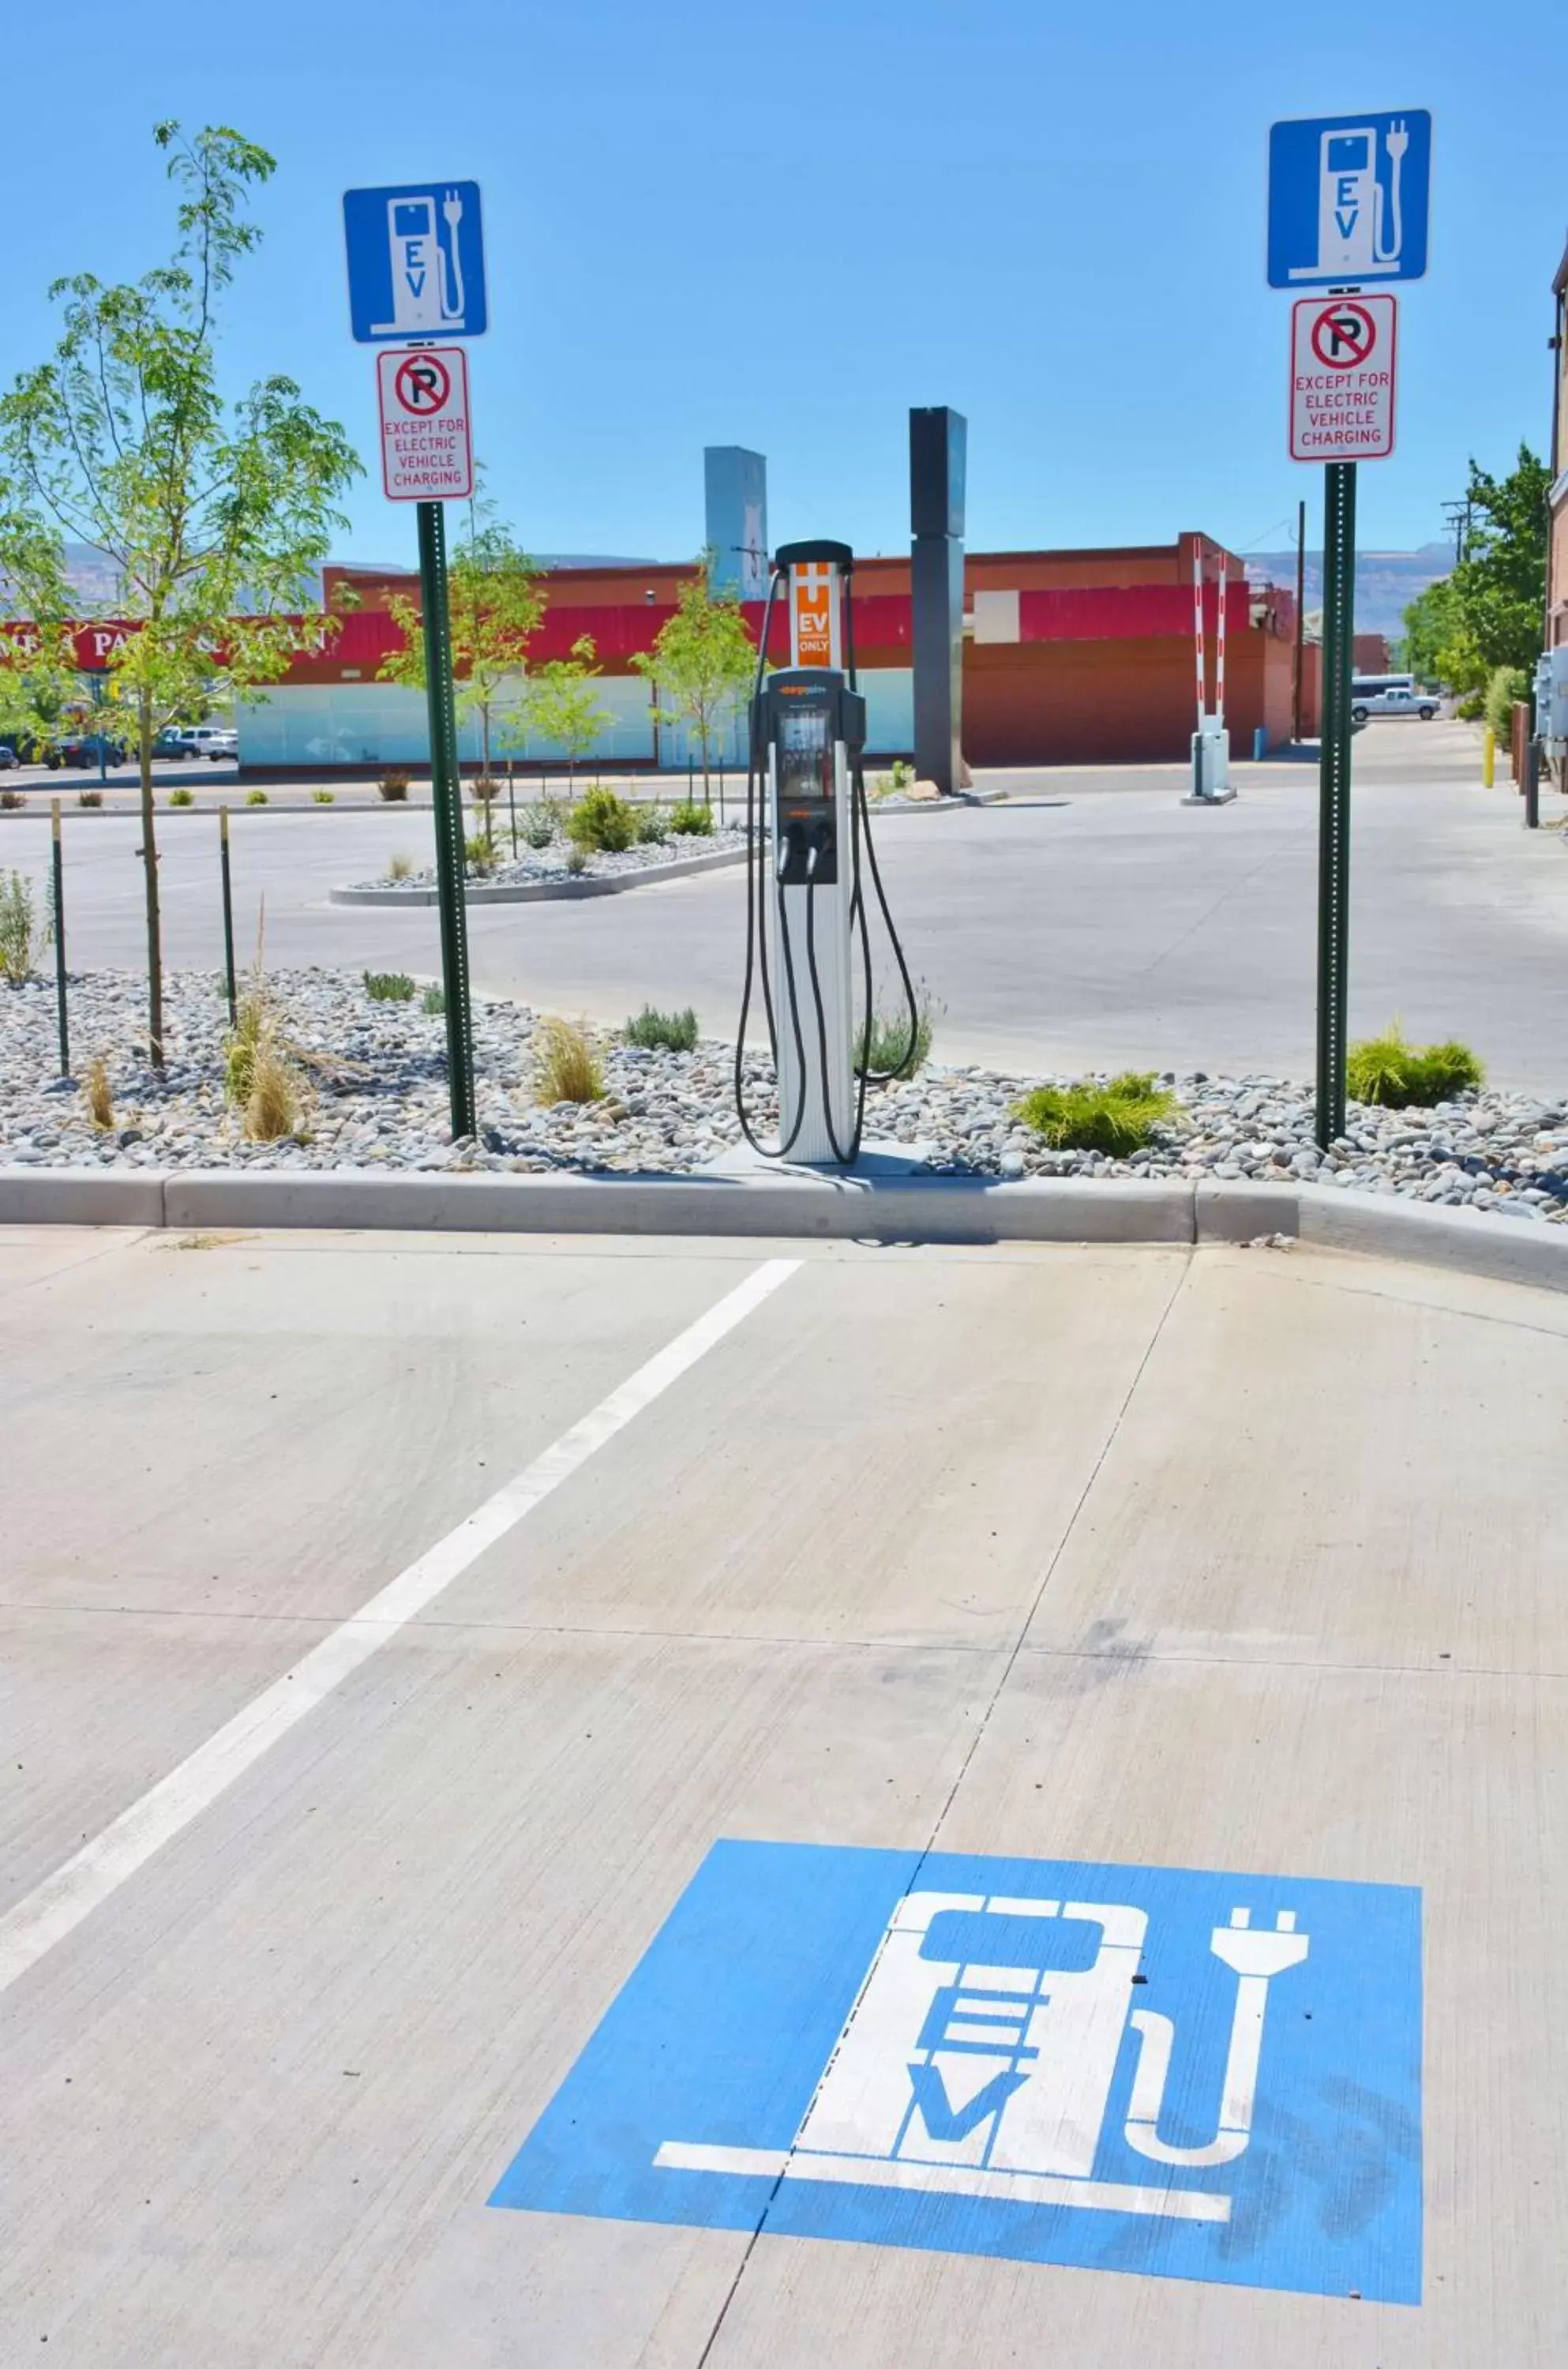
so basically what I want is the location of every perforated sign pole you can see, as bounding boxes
[416,497,477,1139]
[1315,461,1356,1150]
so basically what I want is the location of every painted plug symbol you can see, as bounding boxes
[1125,1909,1310,2169]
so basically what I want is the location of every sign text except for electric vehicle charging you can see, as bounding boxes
[1289,295,1397,463]
[376,346,474,501]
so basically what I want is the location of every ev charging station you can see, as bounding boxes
[735,541,920,1169]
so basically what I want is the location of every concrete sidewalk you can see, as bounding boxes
[2,1223,1564,2363]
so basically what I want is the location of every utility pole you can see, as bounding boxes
[1441,496,1472,569]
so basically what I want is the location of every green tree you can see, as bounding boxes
[631,557,756,802]
[377,479,542,846]
[1399,448,1548,696]
[516,633,610,796]
[0,122,359,1065]
[1395,576,1459,683]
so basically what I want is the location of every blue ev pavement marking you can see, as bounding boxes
[491,1841,1422,2304]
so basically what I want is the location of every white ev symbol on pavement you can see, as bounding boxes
[655,1890,1310,2225]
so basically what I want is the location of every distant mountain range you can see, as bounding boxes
[1244,541,1452,639]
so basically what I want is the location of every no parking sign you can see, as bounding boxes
[1289,294,1397,463]
[375,344,474,501]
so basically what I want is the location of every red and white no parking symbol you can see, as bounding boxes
[376,343,474,501]
[1289,293,1397,464]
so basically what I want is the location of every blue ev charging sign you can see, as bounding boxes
[1267,112,1431,288]
[492,1840,1423,2304]
[342,182,487,342]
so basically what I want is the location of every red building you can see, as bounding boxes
[14,536,1292,775]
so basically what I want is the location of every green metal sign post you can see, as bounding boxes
[1315,460,1356,1151]
[416,497,478,1141]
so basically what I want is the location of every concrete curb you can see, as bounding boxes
[6,1166,1568,1287]
[1197,1179,1568,1290]
[159,1172,1192,1244]
[0,1169,168,1226]
[328,843,745,907]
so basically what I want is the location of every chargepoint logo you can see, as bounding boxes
[491,1842,1423,2303]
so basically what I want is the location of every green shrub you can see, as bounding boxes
[363,971,415,1002]
[636,803,670,844]
[891,758,916,790]
[1484,666,1530,748]
[1015,1070,1180,1155]
[566,783,639,854]
[520,802,556,849]
[312,788,335,805]
[464,832,496,875]
[860,989,935,1077]
[0,869,50,984]
[668,797,714,836]
[223,986,268,1105]
[245,788,268,807]
[168,785,194,807]
[1455,689,1485,722]
[624,1004,699,1053]
[377,772,411,801]
[1346,1025,1484,1107]
[534,1016,605,1104]
[421,984,446,1015]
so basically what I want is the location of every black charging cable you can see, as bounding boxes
[733,567,812,1158]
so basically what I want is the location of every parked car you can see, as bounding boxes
[175,725,238,760]
[0,742,18,770]
[154,727,192,760]
[1349,678,1439,723]
[47,733,129,769]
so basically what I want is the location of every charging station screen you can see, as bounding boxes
[778,705,832,803]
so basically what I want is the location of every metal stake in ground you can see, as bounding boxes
[1315,460,1356,1150]
[417,497,478,1139]
[50,797,69,1076]
[218,805,238,1028]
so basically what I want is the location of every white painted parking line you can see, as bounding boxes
[0,1256,801,1996]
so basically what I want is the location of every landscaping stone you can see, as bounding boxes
[2,968,1563,1221]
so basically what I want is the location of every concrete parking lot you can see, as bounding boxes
[2,1219,1566,2363]
[2,721,1562,1088]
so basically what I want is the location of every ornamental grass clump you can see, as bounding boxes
[1346,1025,1484,1108]
[534,1016,605,1105]
[623,1004,698,1053]
[860,988,936,1078]
[242,1036,307,1141]
[0,869,49,985]
[363,971,415,1002]
[1015,1070,1180,1156]
[82,1054,114,1131]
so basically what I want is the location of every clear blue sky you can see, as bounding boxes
[5,0,1562,574]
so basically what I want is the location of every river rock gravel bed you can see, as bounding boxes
[2,968,1566,1218]
[347,824,747,893]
